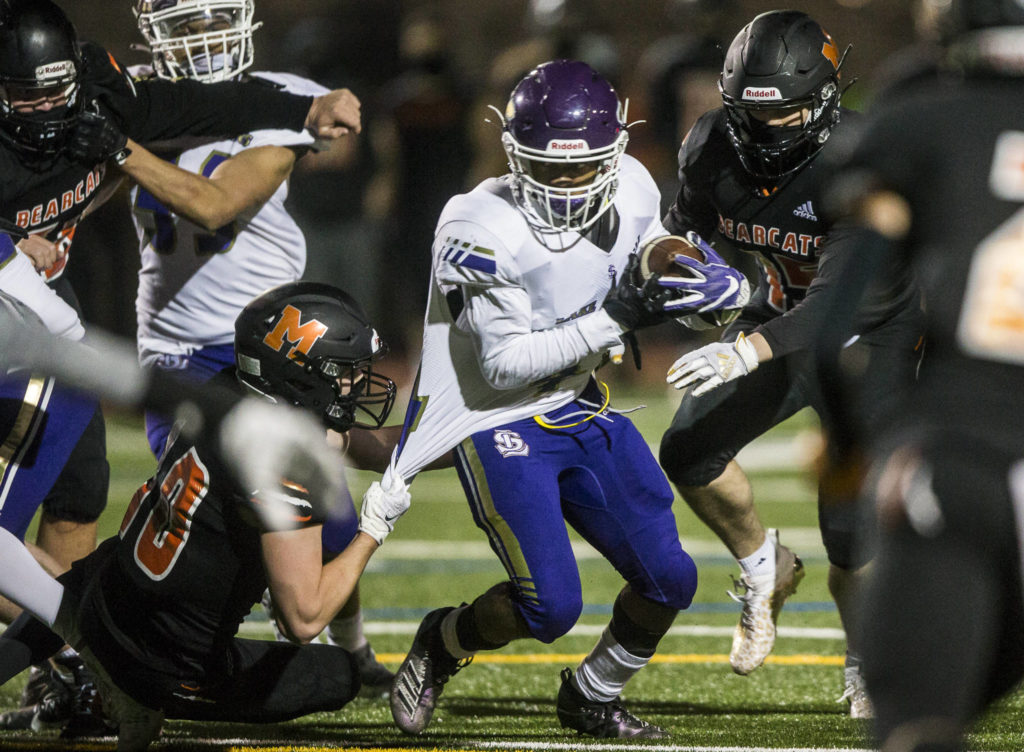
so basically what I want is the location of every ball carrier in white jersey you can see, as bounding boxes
[116,0,391,697]
[372,60,750,738]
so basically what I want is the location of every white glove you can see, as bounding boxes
[666,332,760,397]
[359,470,411,544]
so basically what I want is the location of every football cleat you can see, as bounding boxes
[556,668,667,739]
[727,528,805,675]
[838,663,874,719]
[352,643,395,699]
[19,664,52,707]
[390,606,472,734]
[59,669,117,739]
[29,667,74,732]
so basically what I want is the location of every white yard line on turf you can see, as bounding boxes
[372,531,828,561]
[238,620,844,640]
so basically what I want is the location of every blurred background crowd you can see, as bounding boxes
[62,0,932,375]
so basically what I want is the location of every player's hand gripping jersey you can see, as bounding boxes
[131,70,328,357]
[388,155,666,481]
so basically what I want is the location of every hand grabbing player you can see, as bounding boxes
[305,88,362,139]
[16,235,63,272]
[359,469,411,545]
[66,103,130,166]
[666,332,768,396]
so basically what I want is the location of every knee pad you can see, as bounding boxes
[518,591,582,644]
[659,425,733,488]
[641,549,699,612]
[42,410,109,523]
[820,501,871,570]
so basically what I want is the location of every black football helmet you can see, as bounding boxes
[719,10,849,180]
[234,282,396,433]
[0,0,84,160]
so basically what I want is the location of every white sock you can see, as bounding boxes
[0,528,63,627]
[325,611,368,651]
[439,605,476,660]
[573,627,649,703]
[737,533,775,581]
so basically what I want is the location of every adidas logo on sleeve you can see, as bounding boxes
[792,201,818,221]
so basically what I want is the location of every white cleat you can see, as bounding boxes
[838,664,874,719]
[727,528,805,675]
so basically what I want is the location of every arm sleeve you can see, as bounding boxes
[756,223,921,359]
[80,44,311,142]
[662,120,720,239]
[462,284,624,390]
[435,217,622,389]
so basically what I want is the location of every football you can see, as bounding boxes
[638,235,706,280]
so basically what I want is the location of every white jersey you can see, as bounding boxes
[132,71,328,360]
[390,154,666,481]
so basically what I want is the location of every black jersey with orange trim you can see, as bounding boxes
[664,106,920,357]
[824,72,1024,448]
[75,415,323,681]
[0,41,311,281]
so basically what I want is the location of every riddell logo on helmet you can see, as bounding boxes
[263,305,328,361]
[742,87,782,101]
[547,139,588,152]
[35,61,75,80]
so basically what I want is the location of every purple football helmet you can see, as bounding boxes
[502,60,628,232]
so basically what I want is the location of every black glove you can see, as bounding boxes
[67,103,130,166]
[602,255,676,332]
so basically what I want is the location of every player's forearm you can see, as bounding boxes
[285,533,378,643]
[466,287,622,389]
[120,140,242,231]
[478,312,622,388]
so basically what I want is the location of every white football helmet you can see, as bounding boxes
[134,0,260,83]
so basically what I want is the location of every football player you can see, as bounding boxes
[0,0,362,603]
[372,59,748,738]
[815,0,1024,748]
[71,0,392,695]
[0,0,365,724]
[655,10,924,715]
[0,281,405,752]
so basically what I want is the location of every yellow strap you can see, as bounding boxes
[533,381,611,430]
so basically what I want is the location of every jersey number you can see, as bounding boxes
[958,131,1024,364]
[121,448,210,581]
[134,152,237,256]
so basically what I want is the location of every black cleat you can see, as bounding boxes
[556,667,667,739]
[60,672,116,739]
[30,667,74,731]
[352,644,395,699]
[19,665,52,707]
[389,606,471,734]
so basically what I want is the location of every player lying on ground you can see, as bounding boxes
[0,282,406,751]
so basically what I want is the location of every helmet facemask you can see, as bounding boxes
[721,77,839,180]
[0,78,81,159]
[134,0,259,83]
[503,127,628,233]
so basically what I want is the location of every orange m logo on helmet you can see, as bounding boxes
[263,305,328,361]
[821,32,839,69]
